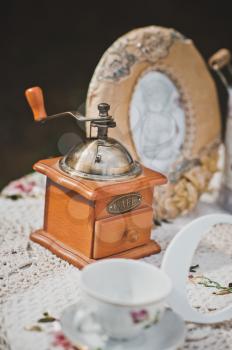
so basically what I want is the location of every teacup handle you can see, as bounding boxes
[74,302,102,334]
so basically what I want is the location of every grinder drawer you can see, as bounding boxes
[93,206,153,259]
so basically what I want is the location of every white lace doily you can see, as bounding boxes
[1,173,232,350]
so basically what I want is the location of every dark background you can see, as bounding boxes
[1,0,231,189]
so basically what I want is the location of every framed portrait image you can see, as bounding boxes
[86,26,221,219]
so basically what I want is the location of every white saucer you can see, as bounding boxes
[60,301,186,350]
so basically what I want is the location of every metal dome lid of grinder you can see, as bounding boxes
[25,87,142,181]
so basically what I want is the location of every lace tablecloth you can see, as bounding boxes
[1,173,232,350]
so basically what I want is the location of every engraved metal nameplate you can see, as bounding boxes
[107,193,142,214]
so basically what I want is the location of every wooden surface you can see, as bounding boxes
[41,178,158,261]
[30,229,160,269]
[44,179,94,257]
[32,156,164,266]
[30,229,95,268]
[34,157,167,201]
[93,206,153,259]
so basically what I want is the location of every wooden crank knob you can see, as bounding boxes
[208,48,231,70]
[25,86,47,121]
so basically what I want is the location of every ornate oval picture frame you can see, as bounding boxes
[86,26,221,219]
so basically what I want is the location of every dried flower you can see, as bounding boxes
[189,264,199,273]
[24,325,43,332]
[190,276,232,295]
[1,173,45,199]
[38,312,57,323]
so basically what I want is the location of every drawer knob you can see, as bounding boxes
[125,229,139,243]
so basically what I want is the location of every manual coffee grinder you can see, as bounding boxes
[25,87,167,268]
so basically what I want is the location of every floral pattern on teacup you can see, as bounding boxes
[130,309,161,329]
[130,309,149,324]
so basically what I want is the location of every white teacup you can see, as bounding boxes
[78,259,172,340]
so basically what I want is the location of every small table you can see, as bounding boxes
[1,172,232,350]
